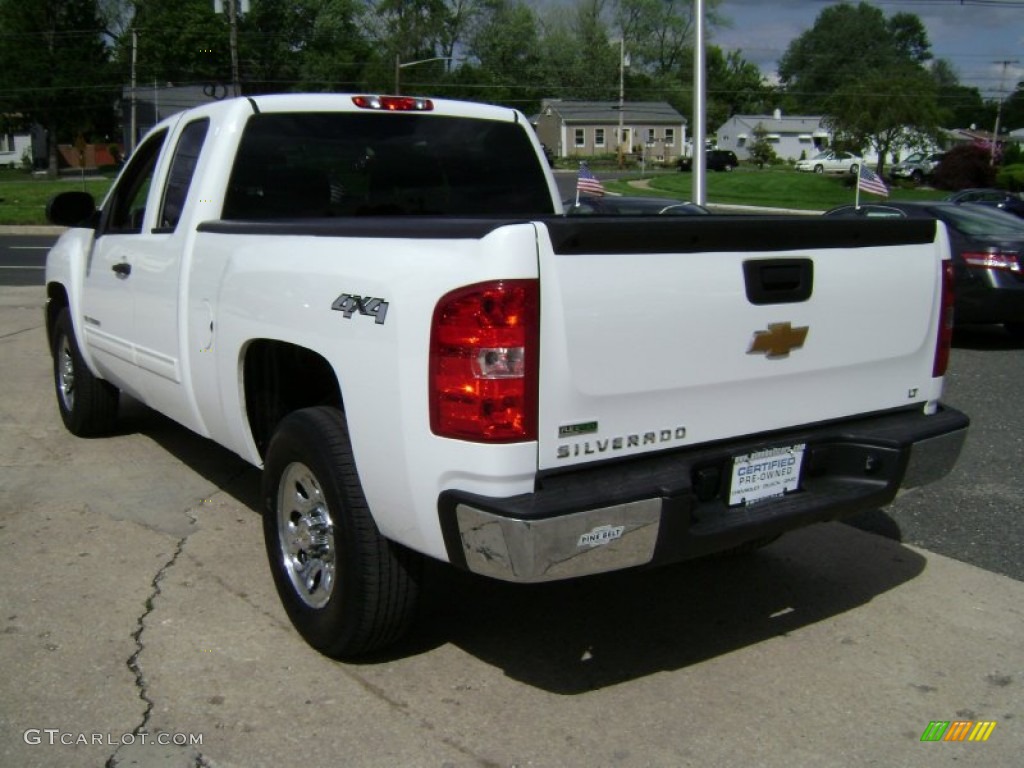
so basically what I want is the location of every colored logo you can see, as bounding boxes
[747,322,809,359]
[920,720,997,742]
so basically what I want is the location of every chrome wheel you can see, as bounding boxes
[277,461,336,609]
[57,332,76,412]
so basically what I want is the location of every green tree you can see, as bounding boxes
[778,2,930,114]
[779,2,941,173]
[286,0,372,92]
[931,58,987,130]
[746,122,777,168]
[614,0,724,78]
[0,0,115,175]
[125,0,230,85]
[457,0,542,107]
[706,46,774,128]
[825,64,941,176]
[529,0,616,101]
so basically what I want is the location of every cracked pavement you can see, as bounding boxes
[2,284,1023,767]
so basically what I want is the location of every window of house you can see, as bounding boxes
[594,128,605,147]
[574,128,585,147]
[664,129,675,146]
[646,128,656,144]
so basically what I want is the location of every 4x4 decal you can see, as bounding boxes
[331,294,389,325]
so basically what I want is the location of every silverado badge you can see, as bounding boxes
[747,322,809,359]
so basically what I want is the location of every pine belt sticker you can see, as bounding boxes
[578,524,624,549]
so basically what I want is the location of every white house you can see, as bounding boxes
[715,110,830,162]
[0,131,32,168]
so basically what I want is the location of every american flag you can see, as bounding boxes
[576,163,606,196]
[858,165,889,197]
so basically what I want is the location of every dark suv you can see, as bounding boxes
[678,149,739,172]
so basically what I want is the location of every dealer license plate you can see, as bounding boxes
[728,443,806,507]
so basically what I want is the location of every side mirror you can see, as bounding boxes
[46,191,98,228]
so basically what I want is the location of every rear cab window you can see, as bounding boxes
[222,112,555,220]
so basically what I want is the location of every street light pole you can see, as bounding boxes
[394,56,457,95]
[692,0,707,205]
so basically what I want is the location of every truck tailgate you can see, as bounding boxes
[536,216,947,471]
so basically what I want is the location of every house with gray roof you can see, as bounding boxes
[715,110,831,162]
[533,99,687,164]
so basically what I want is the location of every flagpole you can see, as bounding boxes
[575,162,581,207]
[854,168,861,210]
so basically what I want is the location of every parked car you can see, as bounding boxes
[946,188,1024,219]
[795,150,862,174]
[824,201,1024,339]
[565,195,710,216]
[677,149,739,172]
[889,151,945,184]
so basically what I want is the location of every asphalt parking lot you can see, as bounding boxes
[1,282,1022,768]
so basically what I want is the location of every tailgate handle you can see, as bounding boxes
[743,259,813,305]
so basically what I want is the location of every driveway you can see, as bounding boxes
[1,285,1021,767]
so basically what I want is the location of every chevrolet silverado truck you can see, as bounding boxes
[44,94,969,658]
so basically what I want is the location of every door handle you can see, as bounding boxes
[112,262,132,278]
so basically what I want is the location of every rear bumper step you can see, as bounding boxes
[439,406,969,582]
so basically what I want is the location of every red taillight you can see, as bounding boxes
[961,250,1020,273]
[933,260,955,378]
[430,280,539,442]
[351,95,434,112]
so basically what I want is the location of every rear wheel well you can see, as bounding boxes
[243,340,343,459]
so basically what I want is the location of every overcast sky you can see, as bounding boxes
[710,0,1023,97]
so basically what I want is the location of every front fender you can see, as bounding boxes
[45,228,97,368]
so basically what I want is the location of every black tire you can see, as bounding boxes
[814,165,824,174]
[910,170,923,184]
[261,406,421,658]
[850,164,860,175]
[52,308,119,436]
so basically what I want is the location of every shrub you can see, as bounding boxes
[996,164,1024,193]
[932,144,996,190]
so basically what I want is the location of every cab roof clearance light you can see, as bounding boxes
[352,95,434,112]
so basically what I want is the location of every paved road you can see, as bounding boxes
[1,284,1022,767]
[852,324,1024,582]
[0,234,51,286]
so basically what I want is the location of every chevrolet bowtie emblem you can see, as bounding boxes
[747,322,809,359]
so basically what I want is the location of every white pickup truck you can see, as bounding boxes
[45,94,968,658]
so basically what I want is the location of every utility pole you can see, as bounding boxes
[130,29,137,155]
[991,59,1018,166]
[618,38,626,170]
[228,0,240,97]
[215,0,247,96]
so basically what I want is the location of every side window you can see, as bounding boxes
[104,130,168,234]
[158,119,209,231]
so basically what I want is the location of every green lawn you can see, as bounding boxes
[0,170,113,225]
[0,164,949,226]
[605,166,948,212]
